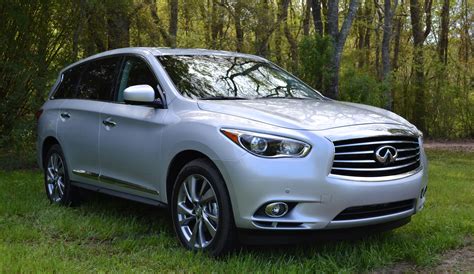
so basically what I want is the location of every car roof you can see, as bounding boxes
[61,47,267,73]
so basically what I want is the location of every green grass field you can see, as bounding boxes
[0,150,472,272]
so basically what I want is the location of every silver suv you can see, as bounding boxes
[37,48,428,255]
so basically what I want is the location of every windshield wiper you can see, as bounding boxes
[200,96,248,100]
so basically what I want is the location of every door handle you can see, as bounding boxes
[60,112,71,119]
[102,118,117,127]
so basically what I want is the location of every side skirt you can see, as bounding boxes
[71,180,168,208]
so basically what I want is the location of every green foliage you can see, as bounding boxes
[0,0,472,146]
[298,35,333,92]
[340,68,385,107]
[0,150,473,271]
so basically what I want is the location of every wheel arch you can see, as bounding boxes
[41,136,60,169]
[166,150,223,204]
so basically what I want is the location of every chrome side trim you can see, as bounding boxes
[100,175,159,195]
[328,166,423,182]
[72,169,100,180]
[72,169,159,196]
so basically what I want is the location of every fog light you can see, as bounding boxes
[265,202,288,217]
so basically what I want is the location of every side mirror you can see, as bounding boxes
[123,85,155,104]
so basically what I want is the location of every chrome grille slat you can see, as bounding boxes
[331,160,419,172]
[396,152,420,161]
[334,150,374,155]
[331,135,421,178]
[397,147,419,152]
[335,140,419,148]
[333,159,376,163]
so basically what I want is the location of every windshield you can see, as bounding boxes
[157,55,324,100]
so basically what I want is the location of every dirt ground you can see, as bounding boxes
[424,140,474,152]
[376,237,474,273]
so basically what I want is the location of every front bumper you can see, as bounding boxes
[214,132,428,230]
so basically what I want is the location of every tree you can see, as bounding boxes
[409,0,432,133]
[169,0,179,47]
[106,0,132,49]
[310,0,324,35]
[438,0,449,64]
[281,0,299,72]
[382,0,398,110]
[146,0,179,47]
[326,0,360,99]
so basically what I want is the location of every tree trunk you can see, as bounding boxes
[72,0,86,60]
[326,0,360,99]
[234,4,244,52]
[392,1,402,70]
[254,0,272,57]
[311,0,324,35]
[438,0,449,64]
[303,0,311,36]
[409,0,432,133]
[106,9,130,49]
[382,0,398,110]
[322,0,329,35]
[168,0,178,48]
[282,0,298,72]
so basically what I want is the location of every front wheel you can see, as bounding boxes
[171,159,237,256]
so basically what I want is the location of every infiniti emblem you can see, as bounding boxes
[375,145,398,164]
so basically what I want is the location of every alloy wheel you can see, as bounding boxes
[176,174,219,249]
[46,153,66,203]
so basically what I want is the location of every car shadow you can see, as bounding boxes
[73,188,396,257]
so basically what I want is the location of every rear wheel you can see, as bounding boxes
[44,144,78,206]
[171,159,237,256]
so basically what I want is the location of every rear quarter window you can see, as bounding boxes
[53,65,84,99]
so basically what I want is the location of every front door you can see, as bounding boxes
[98,56,167,199]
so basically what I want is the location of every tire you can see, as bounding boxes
[171,158,237,256]
[43,144,79,206]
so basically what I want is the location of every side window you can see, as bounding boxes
[76,57,121,101]
[117,56,159,102]
[53,65,83,99]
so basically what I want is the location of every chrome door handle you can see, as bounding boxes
[102,118,117,127]
[60,112,71,119]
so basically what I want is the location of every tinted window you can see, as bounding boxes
[53,65,84,99]
[76,57,121,101]
[157,55,323,100]
[117,57,159,102]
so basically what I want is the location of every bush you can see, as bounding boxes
[339,67,385,107]
[298,35,333,92]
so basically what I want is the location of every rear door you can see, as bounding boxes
[98,55,167,199]
[57,56,121,186]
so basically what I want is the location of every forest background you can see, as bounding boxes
[0,0,472,159]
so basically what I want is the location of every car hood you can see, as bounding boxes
[197,99,414,131]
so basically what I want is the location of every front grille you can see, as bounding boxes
[331,135,421,178]
[333,199,415,221]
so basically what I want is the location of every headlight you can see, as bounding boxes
[220,129,311,158]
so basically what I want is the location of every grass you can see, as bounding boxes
[0,150,473,272]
